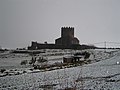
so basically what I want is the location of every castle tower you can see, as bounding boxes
[61,27,74,38]
[55,27,79,46]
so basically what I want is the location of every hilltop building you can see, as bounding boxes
[28,27,95,50]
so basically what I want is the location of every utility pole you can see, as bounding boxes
[104,41,106,52]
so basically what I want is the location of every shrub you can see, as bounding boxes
[20,60,28,65]
[0,68,6,73]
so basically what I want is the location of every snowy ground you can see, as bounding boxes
[0,49,120,90]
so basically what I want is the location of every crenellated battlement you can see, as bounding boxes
[61,27,74,29]
[61,27,74,38]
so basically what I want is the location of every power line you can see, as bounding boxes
[90,41,120,48]
[92,42,120,45]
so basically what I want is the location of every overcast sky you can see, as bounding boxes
[0,0,120,49]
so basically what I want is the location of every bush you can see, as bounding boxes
[0,68,6,73]
[84,51,90,59]
[20,60,28,65]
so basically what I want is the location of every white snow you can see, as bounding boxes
[0,49,120,90]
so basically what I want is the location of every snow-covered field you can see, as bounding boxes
[0,49,120,90]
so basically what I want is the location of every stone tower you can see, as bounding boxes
[61,27,74,38]
[55,27,79,46]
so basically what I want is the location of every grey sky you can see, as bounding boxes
[0,0,120,49]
